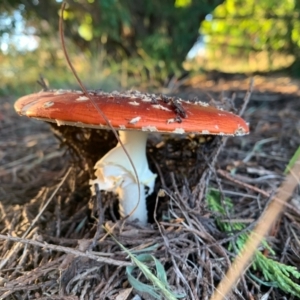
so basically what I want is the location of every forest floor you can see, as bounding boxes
[1,75,300,299]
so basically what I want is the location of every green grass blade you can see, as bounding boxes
[284,146,300,174]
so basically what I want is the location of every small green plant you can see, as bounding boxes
[207,189,300,297]
[106,228,185,300]
[284,145,300,175]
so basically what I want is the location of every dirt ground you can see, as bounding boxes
[0,76,300,299]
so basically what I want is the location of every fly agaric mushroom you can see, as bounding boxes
[14,89,249,224]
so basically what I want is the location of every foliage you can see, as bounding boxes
[207,189,300,297]
[201,0,300,74]
[0,0,224,81]
[126,254,185,300]
[108,229,185,300]
[0,37,177,96]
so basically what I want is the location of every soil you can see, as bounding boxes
[0,75,300,299]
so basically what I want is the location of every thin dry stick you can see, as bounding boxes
[238,78,253,117]
[59,2,141,221]
[0,167,72,270]
[0,234,131,267]
[217,169,300,214]
[210,156,300,300]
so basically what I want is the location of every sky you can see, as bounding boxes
[0,9,39,53]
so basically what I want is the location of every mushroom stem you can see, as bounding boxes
[90,130,157,225]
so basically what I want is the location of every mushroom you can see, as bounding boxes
[14,89,249,224]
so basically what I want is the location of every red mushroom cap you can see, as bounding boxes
[14,90,249,136]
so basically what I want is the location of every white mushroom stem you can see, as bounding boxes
[90,130,157,225]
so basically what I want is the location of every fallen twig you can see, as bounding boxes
[0,234,131,267]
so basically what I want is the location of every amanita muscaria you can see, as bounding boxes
[14,89,249,225]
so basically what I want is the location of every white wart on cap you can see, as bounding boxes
[15,89,249,224]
